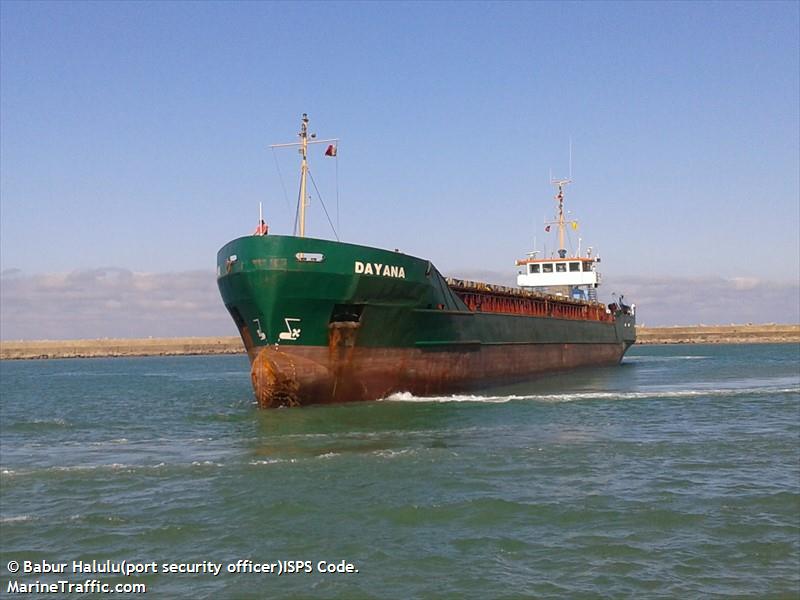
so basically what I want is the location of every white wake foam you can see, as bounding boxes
[0,515,34,523]
[383,385,800,404]
[385,391,513,403]
[627,355,710,362]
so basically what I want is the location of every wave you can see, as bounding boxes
[373,448,417,458]
[383,385,800,404]
[5,418,69,431]
[248,458,296,466]
[2,461,170,478]
[4,454,340,477]
[254,448,421,462]
[88,438,129,446]
[1,513,126,525]
[316,452,340,459]
[142,371,247,381]
[0,515,35,523]
[189,460,225,468]
[386,391,512,403]
[626,355,710,363]
[53,463,164,472]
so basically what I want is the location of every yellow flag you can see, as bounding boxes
[571,221,578,230]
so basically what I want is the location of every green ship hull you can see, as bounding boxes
[217,235,636,407]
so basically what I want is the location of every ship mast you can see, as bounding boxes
[298,114,309,238]
[270,113,338,238]
[551,178,571,258]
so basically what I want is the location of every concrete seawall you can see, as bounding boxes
[0,336,244,360]
[1,325,798,360]
[635,324,800,345]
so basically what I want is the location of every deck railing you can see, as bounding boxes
[445,278,613,322]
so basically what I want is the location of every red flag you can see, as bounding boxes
[545,225,551,232]
[325,144,337,157]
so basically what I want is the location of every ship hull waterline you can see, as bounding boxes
[248,342,629,407]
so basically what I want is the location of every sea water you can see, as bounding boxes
[1,344,798,598]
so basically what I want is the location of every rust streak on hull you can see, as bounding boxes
[249,342,627,408]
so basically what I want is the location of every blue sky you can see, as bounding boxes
[1,1,798,337]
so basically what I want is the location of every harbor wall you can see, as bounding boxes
[1,324,798,360]
[634,324,800,345]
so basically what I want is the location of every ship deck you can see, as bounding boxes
[445,277,613,322]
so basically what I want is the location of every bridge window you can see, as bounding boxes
[542,263,554,273]
[556,263,567,272]
[569,262,581,272]
[582,262,593,272]
[529,264,540,273]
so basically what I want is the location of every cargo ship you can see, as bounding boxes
[217,115,636,407]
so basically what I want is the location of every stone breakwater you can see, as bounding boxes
[635,324,800,345]
[0,325,798,360]
[0,336,244,360]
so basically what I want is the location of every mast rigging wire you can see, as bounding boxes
[271,147,292,214]
[335,150,340,237]
[308,168,340,241]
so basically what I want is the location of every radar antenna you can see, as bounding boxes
[548,177,572,258]
[546,141,574,258]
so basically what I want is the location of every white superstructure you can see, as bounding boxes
[517,257,599,289]
[516,178,601,301]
